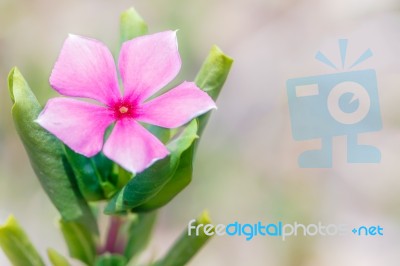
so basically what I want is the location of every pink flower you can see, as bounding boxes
[37,31,216,173]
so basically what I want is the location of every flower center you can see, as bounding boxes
[119,106,129,114]
[112,101,136,120]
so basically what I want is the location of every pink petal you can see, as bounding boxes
[118,31,181,102]
[136,82,216,128]
[50,35,121,106]
[103,119,169,173]
[36,98,115,157]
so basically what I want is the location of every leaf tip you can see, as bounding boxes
[198,210,212,225]
[7,67,34,106]
[120,6,148,42]
[47,248,71,266]
[7,67,19,104]
[0,214,16,231]
[211,45,234,65]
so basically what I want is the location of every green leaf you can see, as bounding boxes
[0,215,45,266]
[153,211,213,266]
[120,7,148,44]
[59,219,96,266]
[124,212,157,261]
[47,248,71,266]
[195,45,234,135]
[135,46,233,210]
[8,67,96,227]
[64,147,118,201]
[133,145,194,212]
[116,165,133,190]
[95,254,127,266]
[104,120,198,214]
[144,124,173,144]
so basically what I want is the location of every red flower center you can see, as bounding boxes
[112,100,136,120]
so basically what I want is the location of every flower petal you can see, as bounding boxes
[119,31,181,102]
[36,98,114,157]
[137,82,217,128]
[50,35,121,105]
[103,119,169,173]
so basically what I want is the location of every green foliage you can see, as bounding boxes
[2,7,233,266]
[104,120,199,214]
[59,219,97,266]
[95,254,127,266]
[124,212,157,261]
[153,211,214,266]
[47,248,71,266]
[134,45,234,211]
[65,147,118,201]
[195,45,234,135]
[8,68,97,230]
[0,215,45,266]
[120,7,148,44]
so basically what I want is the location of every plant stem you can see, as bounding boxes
[102,216,124,254]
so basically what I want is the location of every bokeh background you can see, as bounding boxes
[1,0,400,265]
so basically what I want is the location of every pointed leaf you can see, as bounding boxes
[104,120,198,214]
[120,7,148,44]
[153,211,213,266]
[0,215,45,266]
[8,67,96,227]
[47,248,71,266]
[133,145,194,212]
[195,45,233,135]
[64,147,118,201]
[135,46,233,210]
[59,219,96,266]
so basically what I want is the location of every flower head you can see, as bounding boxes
[37,31,216,173]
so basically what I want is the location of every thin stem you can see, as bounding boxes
[102,216,124,254]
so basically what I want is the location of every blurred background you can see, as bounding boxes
[1,0,400,265]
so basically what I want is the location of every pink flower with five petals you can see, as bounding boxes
[37,31,216,173]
